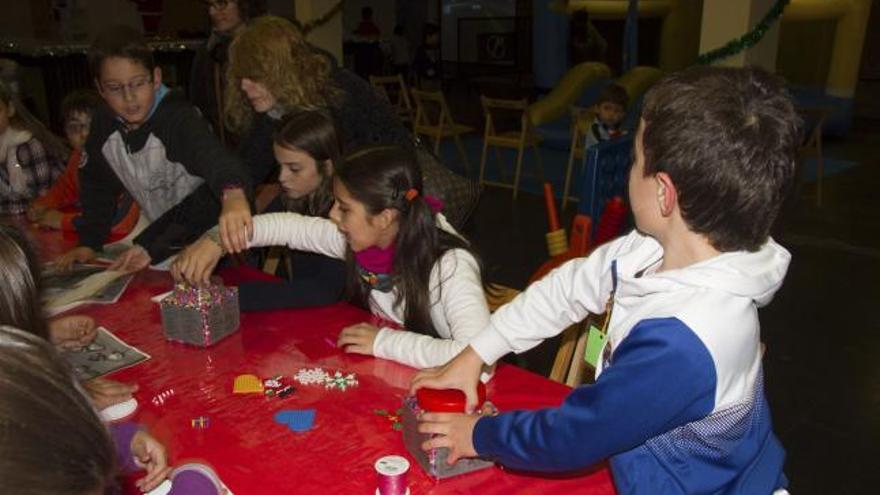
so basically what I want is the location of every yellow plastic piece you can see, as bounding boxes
[546,229,569,257]
[528,62,612,127]
[615,66,665,108]
[233,374,264,394]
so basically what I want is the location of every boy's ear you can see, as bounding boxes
[323,159,334,176]
[152,67,163,89]
[655,172,677,217]
[94,78,104,96]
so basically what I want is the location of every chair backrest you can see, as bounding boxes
[411,88,456,133]
[480,96,530,139]
[578,134,634,236]
[370,74,414,118]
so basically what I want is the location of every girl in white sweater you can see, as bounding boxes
[172,145,490,369]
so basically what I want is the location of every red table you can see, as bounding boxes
[28,226,616,495]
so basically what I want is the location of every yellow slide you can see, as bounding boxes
[528,62,612,127]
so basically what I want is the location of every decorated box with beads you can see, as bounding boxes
[400,385,495,479]
[160,284,239,347]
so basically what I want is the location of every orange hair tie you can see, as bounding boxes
[404,188,419,201]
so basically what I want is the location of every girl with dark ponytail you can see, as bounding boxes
[173,145,490,369]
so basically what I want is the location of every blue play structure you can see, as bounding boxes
[577,134,634,236]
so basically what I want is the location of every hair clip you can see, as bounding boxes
[404,188,419,202]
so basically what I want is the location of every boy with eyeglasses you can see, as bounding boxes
[56,25,253,272]
[28,89,140,237]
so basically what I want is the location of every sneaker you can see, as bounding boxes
[169,463,231,495]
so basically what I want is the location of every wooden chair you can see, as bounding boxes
[370,74,415,128]
[562,106,595,210]
[411,88,473,172]
[478,96,544,200]
[798,106,830,207]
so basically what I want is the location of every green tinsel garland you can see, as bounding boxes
[292,0,344,36]
[697,0,791,65]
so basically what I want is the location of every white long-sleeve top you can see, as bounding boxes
[244,212,490,369]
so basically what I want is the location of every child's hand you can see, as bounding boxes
[410,345,485,413]
[130,430,173,492]
[219,187,252,254]
[417,412,480,463]
[171,237,224,286]
[83,377,138,409]
[108,245,152,273]
[48,315,97,350]
[55,246,97,271]
[337,323,380,355]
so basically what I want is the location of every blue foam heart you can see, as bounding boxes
[273,410,295,424]
[286,409,315,432]
[274,409,315,432]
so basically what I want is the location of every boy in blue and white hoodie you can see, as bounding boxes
[412,66,801,495]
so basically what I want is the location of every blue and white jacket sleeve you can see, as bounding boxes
[472,317,716,472]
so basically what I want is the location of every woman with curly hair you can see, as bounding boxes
[225,16,478,229]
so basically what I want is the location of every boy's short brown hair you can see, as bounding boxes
[596,83,629,108]
[641,66,801,252]
[60,89,101,122]
[88,25,155,78]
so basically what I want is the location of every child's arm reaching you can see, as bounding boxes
[366,249,490,368]
[172,212,347,286]
[422,318,717,471]
[468,237,623,367]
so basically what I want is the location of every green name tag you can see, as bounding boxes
[584,324,607,368]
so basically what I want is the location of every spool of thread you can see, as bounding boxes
[546,229,568,257]
[375,455,410,495]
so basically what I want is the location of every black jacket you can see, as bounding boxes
[78,91,251,261]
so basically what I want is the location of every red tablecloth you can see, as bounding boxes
[27,226,617,495]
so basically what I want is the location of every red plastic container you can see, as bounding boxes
[415,382,487,413]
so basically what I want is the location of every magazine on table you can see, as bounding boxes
[42,263,134,316]
[60,326,150,380]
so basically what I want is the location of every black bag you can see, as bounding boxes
[415,144,481,230]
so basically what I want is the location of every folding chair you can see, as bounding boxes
[478,96,544,200]
[370,74,415,128]
[411,88,473,172]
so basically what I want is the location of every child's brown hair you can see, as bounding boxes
[596,83,629,108]
[640,66,801,252]
[0,224,48,340]
[274,109,340,217]
[0,325,116,494]
[88,25,155,78]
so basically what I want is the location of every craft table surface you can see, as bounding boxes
[26,225,617,495]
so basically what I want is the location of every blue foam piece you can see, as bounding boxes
[274,409,316,432]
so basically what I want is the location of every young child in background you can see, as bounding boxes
[412,66,800,495]
[0,79,67,215]
[27,89,140,236]
[582,83,628,148]
[55,25,252,273]
[173,145,490,370]
[412,23,441,89]
[234,110,347,312]
[0,324,229,494]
